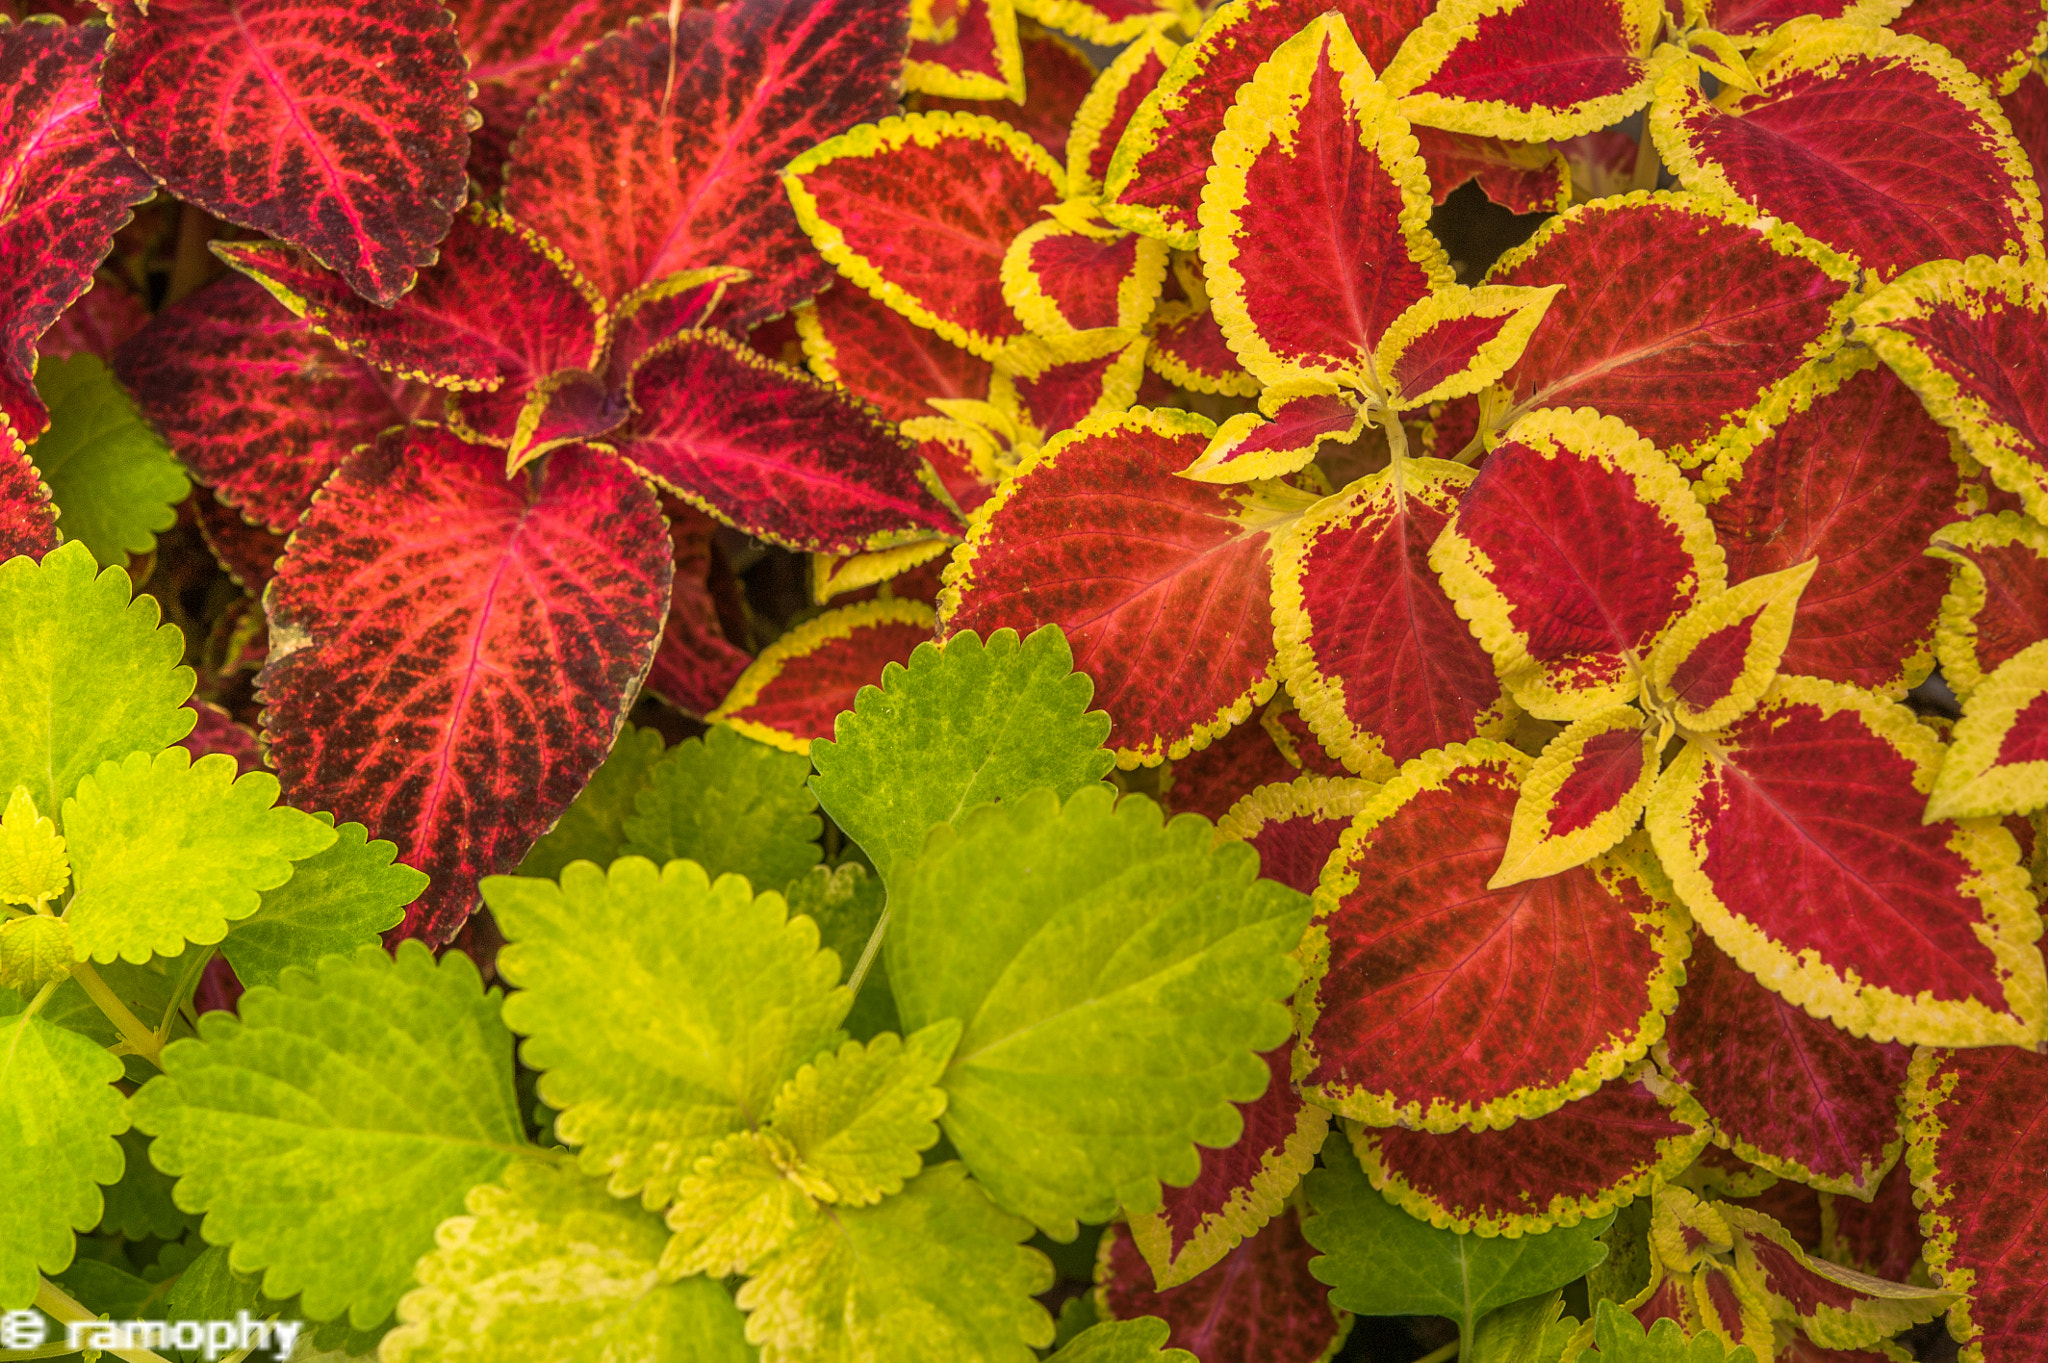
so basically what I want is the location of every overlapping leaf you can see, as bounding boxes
[219,815,427,990]
[1066,27,1176,199]
[448,0,652,187]
[906,0,1024,100]
[1003,217,1168,336]
[26,354,188,566]
[798,284,995,423]
[1926,639,2048,819]
[1417,129,1570,213]
[1929,512,2048,700]
[619,723,822,890]
[1215,773,1377,896]
[916,20,1098,156]
[0,442,56,561]
[1890,0,2048,94]
[711,600,938,754]
[1099,1211,1348,1362]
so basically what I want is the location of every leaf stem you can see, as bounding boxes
[69,962,159,1065]
[1629,120,1662,192]
[164,202,219,306]
[845,902,891,999]
[35,1277,175,1363]
[1411,1342,1459,1363]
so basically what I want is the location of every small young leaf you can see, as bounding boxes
[1047,1318,1196,1362]
[1466,1289,1574,1363]
[1579,1298,1757,1361]
[770,1019,962,1205]
[662,1130,821,1279]
[0,914,73,993]
[218,815,428,991]
[28,354,188,566]
[620,724,822,891]
[515,725,666,881]
[0,784,66,907]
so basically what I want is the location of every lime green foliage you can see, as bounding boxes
[1053,1294,1104,1348]
[664,1131,821,1278]
[1589,1197,1654,1307]
[1472,1290,1578,1363]
[737,1162,1054,1363]
[888,785,1309,1237]
[1048,1318,1196,1362]
[516,725,665,880]
[63,749,337,964]
[483,858,849,1210]
[129,943,530,1328]
[810,627,1113,880]
[0,786,68,907]
[384,1161,752,1363]
[787,860,897,1039]
[622,724,822,889]
[0,542,194,813]
[99,1128,194,1241]
[1304,1140,1613,1353]
[1576,1300,1758,1362]
[0,992,129,1309]
[35,953,178,1049]
[30,355,190,565]
[0,914,74,991]
[219,815,426,989]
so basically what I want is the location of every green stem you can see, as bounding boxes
[34,1278,174,1363]
[1412,1342,1459,1363]
[69,963,159,1065]
[845,902,891,999]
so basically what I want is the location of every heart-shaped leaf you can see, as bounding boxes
[711,600,939,754]
[1928,511,2048,700]
[1100,1211,1349,1362]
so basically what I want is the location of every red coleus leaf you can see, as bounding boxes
[1099,1211,1351,1363]
[1002,217,1168,335]
[0,440,57,561]
[1926,640,2048,821]
[900,416,1001,519]
[179,701,265,778]
[1162,704,1310,821]
[709,599,936,753]
[1485,192,1855,460]
[1650,21,2043,281]
[192,495,289,594]
[1721,1201,1951,1352]
[905,0,1024,102]
[38,274,150,364]
[505,0,908,325]
[616,331,962,556]
[918,20,1101,159]
[1890,0,2048,95]
[1663,935,1910,1196]
[2003,63,2048,180]
[939,408,1301,766]
[1930,512,2048,700]
[115,274,438,534]
[1064,27,1175,199]
[1148,298,1260,397]
[1216,773,1379,898]
[1646,675,2047,1048]
[1691,0,1896,45]
[1297,744,1689,1131]
[100,0,472,307]
[994,331,1150,444]
[448,0,651,189]
[0,18,155,442]
[1415,128,1570,214]
[1822,1162,1923,1284]
[259,428,672,943]
[794,283,995,424]
[643,502,752,718]
[1021,0,1194,46]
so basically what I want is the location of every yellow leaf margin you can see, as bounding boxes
[1000,217,1169,338]
[1492,707,1660,889]
[1926,510,2048,700]
[708,598,938,755]
[1065,27,1180,200]
[906,0,1026,102]
[1926,639,2048,822]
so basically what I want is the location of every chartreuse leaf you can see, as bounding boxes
[63,750,338,965]
[0,914,73,993]
[516,725,666,880]
[809,626,1114,880]
[1577,1299,1756,1361]
[483,858,849,1210]
[1047,1319,1195,1362]
[0,540,194,814]
[382,1161,752,1363]
[129,942,530,1329]
[1468,1289,1576,1363]
[737,1162,1054,1363]
[218,815,427,990]
[29,354,189,566]
[621,724,822,890]
[663,1131,821,1280]
[787,861,897,1040]
[888,785,1310,1237]
[0,785,67,908]
[0,989,129,1310]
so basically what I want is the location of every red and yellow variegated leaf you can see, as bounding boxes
[644,501,752,718]
[1354,1064,1713,1236]
[902,415,1002,517]
[260,429,672,943]
[1019,0,1195,46]
[1928,511,2048,700]
[1553,127,1639,200]
[1650,22,2043,281]
[1098,1211,1350,1362]
[505,0,907,325]
[1485,192,1856,460]
[1647,558,1818,733]
[617,331,962,555]
[1698,353,1962,698]
[906,0,1023,101]
[1185,385,1368,484]
[1691,0,1906,46]
[1904,1044,2048,1363]
[39,273,150,365]
[1722,1204,1954,1351]
[0,19,155,442]
[1125,1041,1333,1288]
[448,0,651,189]
[1067,27,1177,199]
[1218,774,1381,896]
[993,330,1149,444]
[1102,0,1434,247]
[786,113,1065,361]
[1822,1164,1923,1283]
[0,439,57,561]
[1383,0,1665,141]
[1645,675,2047,1047]
[603,268,744,389]
[1926,639,2048,820]
[1268,703,1354,780]
[811,539,953,608]
[940,407,1299,766]
[114,275,438,534]
[1415,128,1571,212]
[1663,936,1910,1196]
[193,496,288,594]
[708,599,935,753]
[915,22,1099,158]
[1430,408,1726,721]
[504,368,634,468]
[794,285,995,425]
[1493,707,1660,888]
[1002,216,1169,337]
[2001,62,2048,180]
[1890,0,2048,95]
[1374,283,1561,411]
[1201,13,1450,388]
[1273,458,1514,780]
[101,0,470,308]
[1162,702,1310,820]
[1147,300,1261,397]
[1298,744,1691,1131]
[1856,256,2048,522]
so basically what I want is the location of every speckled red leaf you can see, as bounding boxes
[1486,194,1853,458]
[1163,711,1302,821]
[605,272,740,392]
[1100,1211,1349,1363]
[1700,355,1960,697]
[100,0,470,308]
[1000,334,1148,443]
[1824,1163,1923,1283]
[1891,0,2048,95]
[1219,774,1377,898]
[1696,0,1876,42]
[939,409,1290,766]
[797,284,994,424]
[1006,226,1154,334]
[2001,65,2048,179]
[115,275,438,533]
[259,429,672,943]
[39,274,150,365]
[193,495,289,593]
[1415,129,1568,213]
[0,441,57,561]
[506,0,907,325]
[1299,745,1688,1131]
[449,0,652,189]
[617,331,960,555]
[0,18,155,441]
[644,500,752,717]
[915,20,1098,158]
[1930,514,2048,699]
[1064,28,1173,199]
[1664,936,1910,1195]
[1149,301,1259,396]
[179,701,265,778]
[710,599,935,753]
[905,0,1015,103]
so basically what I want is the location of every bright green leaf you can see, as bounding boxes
[484,858,849,1210]
[1577,1299,1758,1362]
[809,627,1113,880]
[888,786,1308,1237]
[30,354,190,565]
[516,725,666,881]
[1047,1318,1196,1362]
[1052,1294,1103,1349]
[383,1160,752,1363]
[219,815,426,990]
[621,724,821,890]
[128,942,530,1328]
[0,785,67,907]
[787,860,897,1040]
[1470,1289,1576,1363]
[772,1019,960,1205]
[63,749,338,964]
[99,1128,196,1241]
[661,1130,821,1279]
[0,914,74,992]
[0,541,194,814]
[737,1161,1053,1363]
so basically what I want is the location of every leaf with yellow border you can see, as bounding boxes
[1927,511,2048,701]
[1493,707,1662,888]
[1181,382,1368,483]
[1002,212,1169,338]
[1925,639,2048,821]
[1218,774,1381,897]
[1017,0,1196,46]
[1372,282,1561,412]
[1889,0,2048,95]
[795,284,994,425]
[992,329,1151,445]
[1722,1203,1952,1352]
[907,0,1026,101]
[1646,559,1818,734]
[709,600,938,756]
[1065,27,1178,201]
[1147,299,1261,397]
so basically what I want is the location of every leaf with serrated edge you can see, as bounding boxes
[1219,774,1380,897]
[516,725,665,882]
[0,439,57,561]
[1493,707,1660,888]
[1926,639,2048,820]
[1066,28,1177,200]
[619,723,821,891]
[1579,1297,1758,1361]
[660,1130,820,1279]
[1892,0,2048,94]
[27,353,188,566]
[1723,1203,1951,1349]
[996,330,1152,446]
[1020,0,1193,46]
[0,785,65,908]
[1098,1210,1351,1362]
[0,915,71,993]
[770,1019,962,1204]
[219,815,427,991]
[712,599,938,756]
[917,20,1099,156]
[1648,559,1818,734]
[1927,512,2048,701]
[1046,1317,1196,1362]
[906,0,1024,100]
[1373,283,1561,412]
[796,286,994,425]
[1182,385,1367,484]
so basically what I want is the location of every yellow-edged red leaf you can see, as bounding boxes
[1928,511,2048,701]
[906,0,1024,101]
[1098,1210,1350,1363]
[1492,707,1660,888]
[1926,639,2048,820]
[1646,558,1818,733]
[1890,0,2048,95]
[795,284,995,425]
[709,599,936,754]
[1065,26,1177,200]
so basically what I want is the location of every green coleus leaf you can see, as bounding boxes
[1577,1298,1757,1361]
[0,913,74,993]
[621,723,822,890]
[736,1162,1054,1363]
[63,749,339,965]
[888,785,1309,1237]
[382,1160,752,1363]
[663,1130,821,1280]
[787,860,897,1040]
[1047,1318,1196,1362]
[515,724,666,881]
[809,626,1113,879]
[218,815,426,990]
[29,353,189,565]
[128,942,530,1329]
[0,785,67,908]
[99,1129,194,1242]
[1469,1289,1576,1363]
[0,541,194,814]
